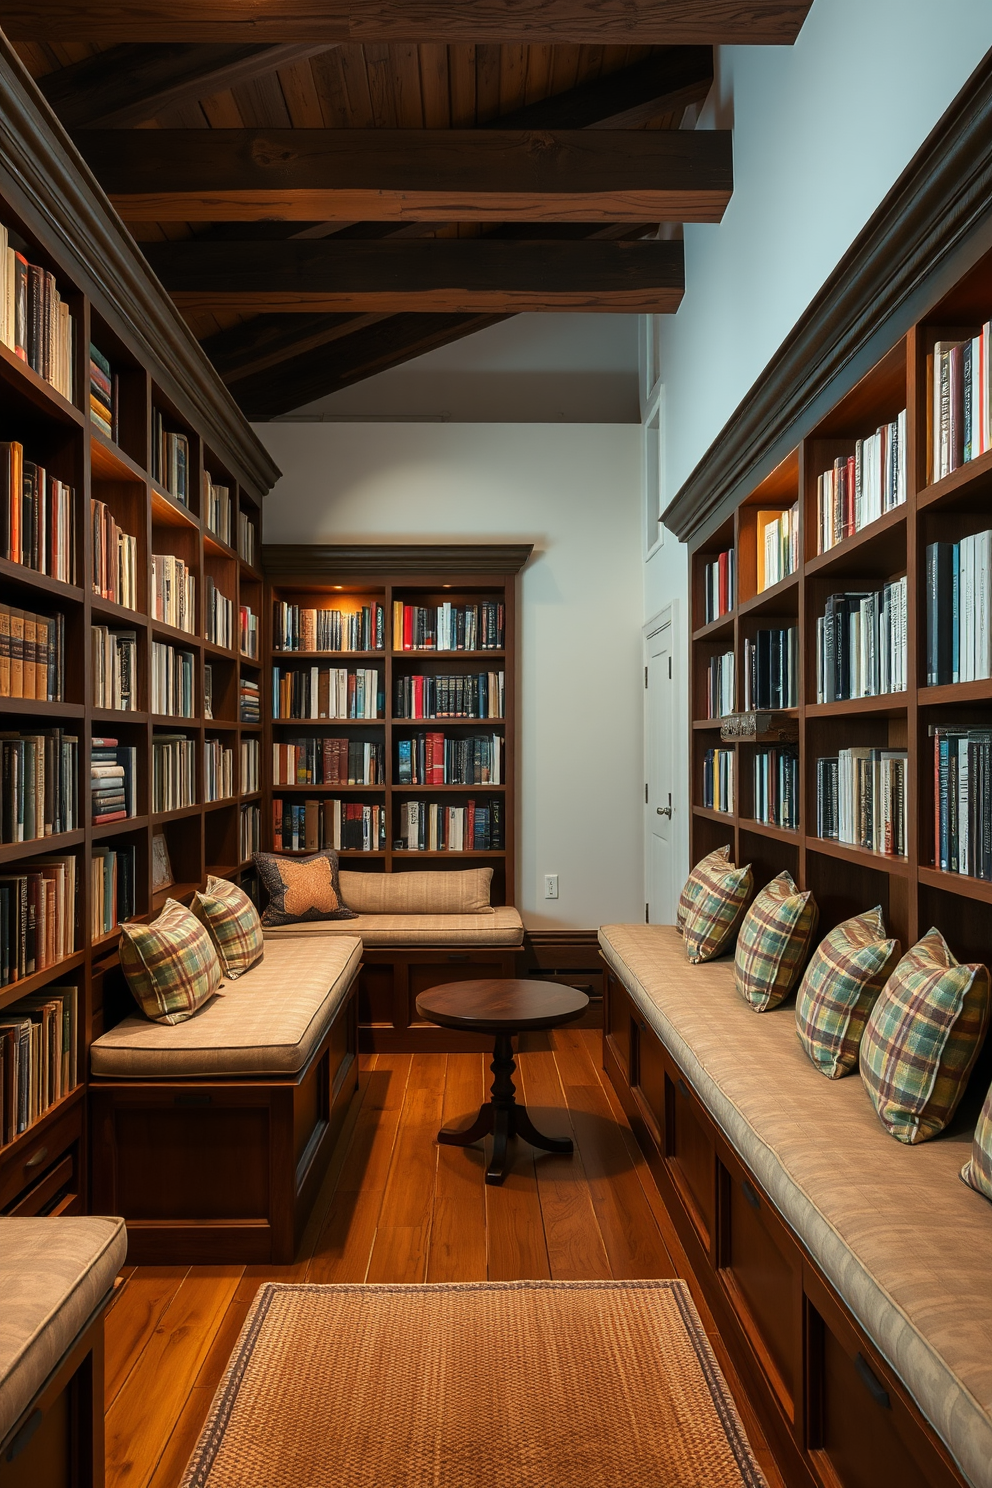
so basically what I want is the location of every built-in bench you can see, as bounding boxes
[89,936,361,1265]
[598,922,991,1488]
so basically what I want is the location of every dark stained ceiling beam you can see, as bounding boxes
[495,45,713,130]
[200,311,389,382]
[76,127,732,222]
[0,3,813,46]
[36,43,334,129]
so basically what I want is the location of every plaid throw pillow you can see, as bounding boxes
[682,859,752,964]
[254,848,359,927]
[119,898,223,1025]
[860,927,991,1144]
[192,875,264,979]
[677,846,731,935]
[795,907,900,1078]
[961,1079,992,1203]
[734,871,818,1011]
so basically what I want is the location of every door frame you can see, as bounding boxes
[643,601,689,924]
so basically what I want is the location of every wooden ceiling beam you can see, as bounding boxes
[76,127,732,222]
[0,3,813,46]
[495,46,713,130]
[37,43,334,129]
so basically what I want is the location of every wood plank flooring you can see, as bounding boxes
[104,1029,784,1488]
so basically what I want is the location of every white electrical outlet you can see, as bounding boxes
[544,874,559,899]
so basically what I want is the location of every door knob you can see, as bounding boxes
[656,805,672,817]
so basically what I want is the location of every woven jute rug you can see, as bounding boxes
[181,1279,768,1488]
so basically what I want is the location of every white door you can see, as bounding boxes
[645,617,676,923]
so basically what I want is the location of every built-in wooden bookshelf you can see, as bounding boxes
[262,546,530,907]
[688,241,992,965]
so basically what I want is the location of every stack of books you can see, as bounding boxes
[151,643,195,718]
[203,473,232,544]
[239,604,258,659]
[398,798,503,851]
[272,738,384,786]
[92,627,137,711]
[742,627,798,710]
[204,577,233,650]
[151,553,196,633]
[91,843,136,937]
[0,854,75,988]
[241,737,259,794]
[756,505,800,591]
[0,606,64,701]
[204,739,234,803]
[0,984,78,1143]
[753,747,799,830]
[930,331,991,481]
[240,803,260,860]
[151,408,189,505]
[237,511,256,568]
[815,582,907,701]
[705,652,735,719]
[702,549,735,623]
[273,798,387,853]
[273,666,383,721]
[393,672,504,721]
[816,412,907,553]
[91,737,136,824]
[152,733,196,813]
[702,747,735,814]
[91,499,137,608]
[393,601,504,651]
[931,725,992,878]
[396,732,503,785]
[925,533,992,684]
[816,748,907,854]
[0,223,75,400]
[273,602,384,653]
[239,677,260,723]
[1,442,75,582]
[0,729,78,842]
[89,344,116,440]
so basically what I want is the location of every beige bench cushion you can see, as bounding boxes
[263,906,524,948]
[339,867,493,915]
[0,1216,126,1442]
[90,936,361,1079]
[599,923,992,1488]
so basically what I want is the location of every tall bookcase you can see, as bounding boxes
[688,241,992,971]
[262,546,530,907]
[0,38,277,1218]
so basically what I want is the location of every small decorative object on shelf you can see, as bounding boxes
[720,711,799,743]
[151,830,174,892]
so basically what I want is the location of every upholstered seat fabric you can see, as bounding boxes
[598,922,992,1488]
[261,906,524,947]
[90,937,361,1079]
[0,1216,126,1442]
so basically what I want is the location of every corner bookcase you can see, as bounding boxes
[688,240,992,971]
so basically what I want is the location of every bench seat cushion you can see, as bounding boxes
[0,1216,126,1442]
[261,906,524,947]
[90,936,361,1080]
[599,922,992,1488]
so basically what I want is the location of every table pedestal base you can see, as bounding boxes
[437,1033,573,1185]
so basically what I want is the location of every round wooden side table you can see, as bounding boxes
[415,978,590,1186]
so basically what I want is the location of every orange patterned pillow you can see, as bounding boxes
[253,849,359,927]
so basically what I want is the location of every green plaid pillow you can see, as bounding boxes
[683,859,752,964]
[860,928,991,1144]
[677,846,731,935]
[119,898,223,1025]
[734,871,818,1011]
[961,1080,992,1202]
[192,875,264,979]
[795,907,900,1078]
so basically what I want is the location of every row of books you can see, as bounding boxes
[0,854,75,989]
[152,409,190,506]
[203,664,214,721]
[152,734,196,814]
[91,843,136,938]
[394,672,505,721]
[238,512,256,569]
[151,553,195,634]
[815,748,907,856]
[706,652,735,720]
[93,627,137,711]
[204,739,234,803]
[742,627,798,711]
[815,581,907,702]
[240,802,260,861]
[273,738,384,787]
[0,606,64,701]
[203,473,232,546]
[151,643,196,718]
[752,746,799,831]
[399,798,504,852]
[89,343,117,442]
[239,605,258,659]
[0,224,74,400]
[1,443,75,583]
[239,678,260,723]
[241,738,259,794]
[91,738,137,824]
[815,412,907,554]
[273,799,387,853]
[273,602,385,654]
[91,498,137,609]
[397,732,503,786]
[932,726,992,879]
[392,601,505,652]
[701,748,734,814]
[1,730,77,842]
[756,505,799,592]
[204,577,234,650]
[0,984,78,1146]
[702,548,735,624]
[272,667,383,721]
[925,533,992,685]
[930,330,991,482]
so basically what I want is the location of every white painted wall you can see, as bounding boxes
[257,421,644,929]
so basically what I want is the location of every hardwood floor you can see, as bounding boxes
[103,1028,784,1488]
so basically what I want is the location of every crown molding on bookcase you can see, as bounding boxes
[0,32,281,500]
[262,544,535,579]
[663,46,992,547]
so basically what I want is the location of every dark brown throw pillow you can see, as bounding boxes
[253,849,359,927]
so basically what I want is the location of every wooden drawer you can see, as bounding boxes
[604,972,634,1080]
[630,1014,665,1147]
[0,1098,83,1212]
[5,1153,79,1216]
[664,1067,715,1251]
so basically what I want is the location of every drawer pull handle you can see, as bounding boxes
[677,1078,690,1099]
[447,953,469,962]
[24,1145,48,1172]
[175,1093,212,1107]
[855,1352,891,1410]
[742,1178,761,1211]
